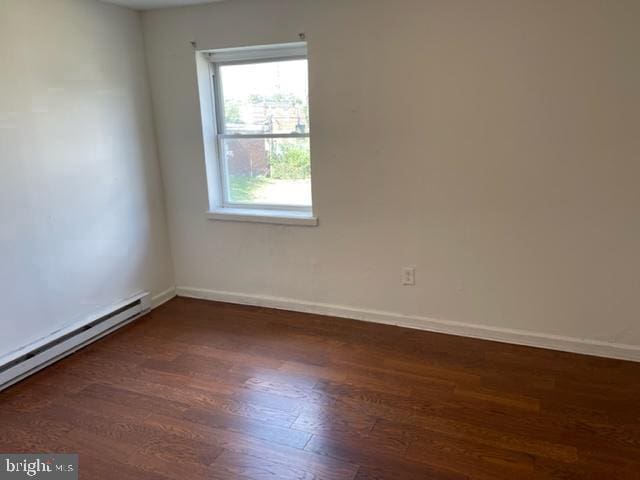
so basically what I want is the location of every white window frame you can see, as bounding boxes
[200,42,317,225]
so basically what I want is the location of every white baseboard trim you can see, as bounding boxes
[152,286,177,309]
[176,286,640,363]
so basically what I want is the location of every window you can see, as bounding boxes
[201,43,316,225]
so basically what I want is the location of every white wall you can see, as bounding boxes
[0,0,174,358]
[142,0,640,356]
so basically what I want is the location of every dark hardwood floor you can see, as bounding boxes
[1,297,640,479]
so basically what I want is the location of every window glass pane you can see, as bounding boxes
[222,137,311,206]
[219,59,309,135]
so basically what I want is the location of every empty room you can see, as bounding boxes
[1,0,639,478]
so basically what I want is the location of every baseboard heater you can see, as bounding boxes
[0,292,151,392]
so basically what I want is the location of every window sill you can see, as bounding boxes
[207,208,318,226]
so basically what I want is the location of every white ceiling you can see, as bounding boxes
[100,0,224,10]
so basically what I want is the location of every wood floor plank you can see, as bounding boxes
[144,414,359,480]
[183,407,311,448]
[1,296,639,479]
[405,429,535,480]
[212,449,355,480]
[306,430,465,480]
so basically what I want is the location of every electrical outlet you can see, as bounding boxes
[402,267,415,286]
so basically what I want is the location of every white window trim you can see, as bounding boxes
[207,43,307,63]
[197,42,316,226]
[207,208,318,226]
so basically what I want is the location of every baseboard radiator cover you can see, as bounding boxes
[0,292,151,392]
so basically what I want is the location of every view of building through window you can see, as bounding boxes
[218,59,311,207]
